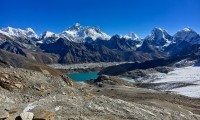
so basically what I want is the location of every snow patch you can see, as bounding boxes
[55,106,61,111]
[143,66,200,98]
[23,103,36,112]
[183,28,191,32]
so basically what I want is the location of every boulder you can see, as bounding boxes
[20,112,34,120]
[33,84,47,91]
[14,83,23,89]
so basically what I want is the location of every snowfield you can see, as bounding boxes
[146,66,200,98]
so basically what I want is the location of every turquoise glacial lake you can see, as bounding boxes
[67,72,99,82]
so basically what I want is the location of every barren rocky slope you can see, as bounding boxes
[1,67,200,120]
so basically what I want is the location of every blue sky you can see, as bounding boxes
[0,0,200,38]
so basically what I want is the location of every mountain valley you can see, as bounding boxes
[1,24,200,119]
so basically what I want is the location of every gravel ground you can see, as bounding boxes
[48,62,132,70]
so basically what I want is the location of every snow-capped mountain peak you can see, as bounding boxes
[68,23,82,31]
[26,28,35,32]
[151,27,169,39]
[59,23,110,42]
[173,28,200,44]
[0,27,38,39]
[36,31,59,43]
[40,31,58,39]
[74,23,81,27]
[1,27,18,36]
[183,28,192,32]
[25,28,38,39]
[144,27,172,46]
[123,32,141,41]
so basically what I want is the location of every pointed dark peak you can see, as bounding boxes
[151,27,169,35]
[110,34,121,40]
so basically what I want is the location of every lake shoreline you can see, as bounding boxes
[67,72,99,82]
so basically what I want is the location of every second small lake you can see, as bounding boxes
[67,72,99,82]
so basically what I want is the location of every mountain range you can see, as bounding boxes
[0,23,200,65]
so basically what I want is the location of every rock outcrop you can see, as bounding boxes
[20,112,34,120]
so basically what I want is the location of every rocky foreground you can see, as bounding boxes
[0,67,200,120]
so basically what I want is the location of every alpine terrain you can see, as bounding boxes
[1,23,200,120]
